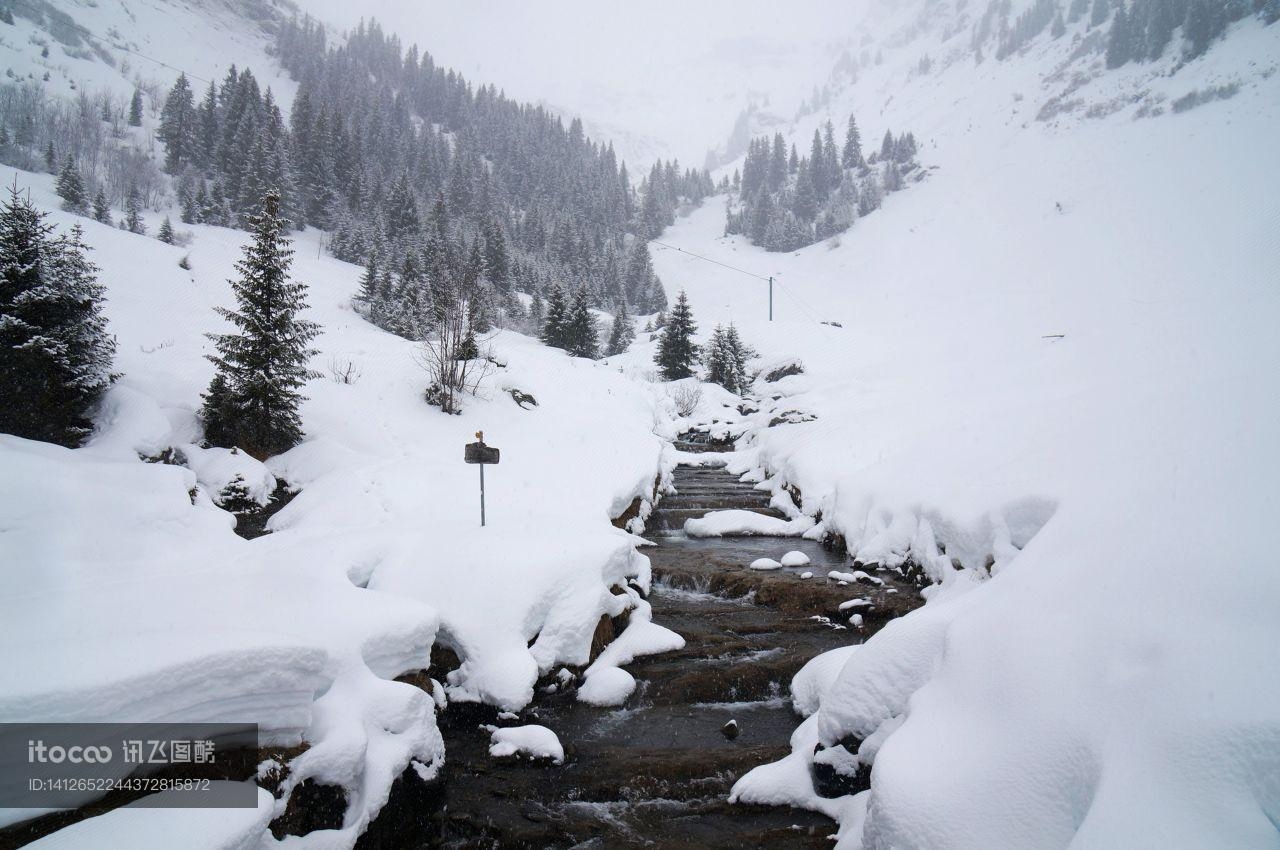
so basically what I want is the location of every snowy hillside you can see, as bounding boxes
[642,9,1280,850]
[0,0,298,107]
[0,169,679,843]
[0,0,1277,847]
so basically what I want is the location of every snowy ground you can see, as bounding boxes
[0,0,298,110]
[636,17,1280,850]
[0,169,673,844]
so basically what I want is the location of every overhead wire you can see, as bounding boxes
[649,237,840,335]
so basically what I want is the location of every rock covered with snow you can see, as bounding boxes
[685,510,815,538]
[780,550,811,567]
[485,724,564,764]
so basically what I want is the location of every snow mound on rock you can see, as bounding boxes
[486,724,564,764]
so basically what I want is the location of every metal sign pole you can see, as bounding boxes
[464,430,499,528]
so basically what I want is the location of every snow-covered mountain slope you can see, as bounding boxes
[643,12,1280,850]
[0,168,674,842]
[0,0,297,107]
[707,0,1279,172]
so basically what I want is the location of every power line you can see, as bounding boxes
[649,236,841,334]
[649,239,772,283]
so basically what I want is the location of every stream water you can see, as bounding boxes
[430,463,923,849]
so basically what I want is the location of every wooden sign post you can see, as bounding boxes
[464,431,500,526]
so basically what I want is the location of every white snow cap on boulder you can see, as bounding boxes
[486,724,564,764]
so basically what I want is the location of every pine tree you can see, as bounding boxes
[128,89,144,127]
[625,242,661,312]
[357,251,381,308]
[654,290,699,380]
[202,191,320,457]
[125,188,145,234]
[157,217,175,244]
[842,114,864,169]
[605,300,635,356]
[564,286,599,358]
[159,74,197,171]
[1089,0,1111,28]
[1105,5,1134,67]
[55,156,87,215]
[706,324,754,393]
[1051,9,1067,37]
[0,187,116,446]
[723,324,754,393]
[92,189,111,224]
[540,282,568,349]
[44,140,56,172]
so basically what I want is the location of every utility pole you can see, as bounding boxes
[769,276,773,321]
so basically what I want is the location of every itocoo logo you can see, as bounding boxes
[28,740,113,764]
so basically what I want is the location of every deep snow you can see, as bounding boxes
[0,170,674,842]
[637,12,1280,850]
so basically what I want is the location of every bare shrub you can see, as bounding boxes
[327,357,362,385]
[415,282,493,414]
[669,383,703,418]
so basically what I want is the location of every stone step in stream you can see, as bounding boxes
[647,462,785,536]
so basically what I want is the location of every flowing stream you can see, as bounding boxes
[430,460,922,849]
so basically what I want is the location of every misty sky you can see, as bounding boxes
[291,0,857,167]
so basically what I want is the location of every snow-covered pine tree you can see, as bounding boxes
[540,282,568,349]
[565,286,599,359]
[605,300,635,356]
[128,89,144,127]
[624,241,668,313]
[0,187,115,446]
[724,324,754,393]
[202,191,320,458]
[654,290,699,380]
[843,114,865,170]
[159,74,198,172]
[706,325,732,391]
[91,189,110,224]
[528,287,544,331]
[157,217,175,244]
[55,156,87,215]
[125,188,144,234]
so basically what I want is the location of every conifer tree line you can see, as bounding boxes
[151,17,714,351]
[971,0,1275,66]
[725,115,917,252]
[0,184,116,447]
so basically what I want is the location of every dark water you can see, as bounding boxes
[431,530,919,849]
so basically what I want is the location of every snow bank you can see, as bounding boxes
[648,14,1280,848]
[685,509,815,538]
[486,724,565,764]
[182,445,276,507]
[790,645,860,719]
[578,592,684,707]
[24,784,275,850]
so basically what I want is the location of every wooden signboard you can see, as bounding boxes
[464,442,500,465]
